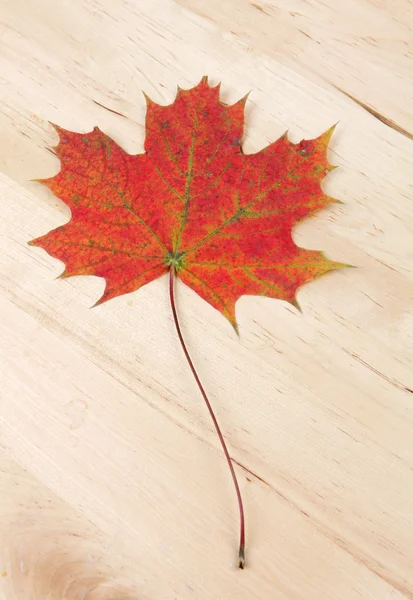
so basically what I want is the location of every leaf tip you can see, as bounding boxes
[48,121,61,132]
[142,90,154,106]
[56,269,69,280]
[290,297,302,313]
[323,259,355,276]
[239,91,251,106]
[91,296,104,308]
[326,195,344,205]
[232,320,240,337]
[91,286,115,307]
[323,122,339,143]
[48,122,67,143]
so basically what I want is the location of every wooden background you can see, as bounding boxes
[1,0,412,598]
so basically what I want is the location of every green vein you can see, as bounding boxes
[56,140,170,257]
[118,152,169,254]
[181,153,306,259]
[174,113,198,254]
[68,258,131,276]
[151,162,185,202]
[155,119,185,176]
[64,255,135,274]
[195,122,233,179]
[102,263,165,298]
[257,150,273,196]
[242,266,284,296]
[189,261,318,270]
[191,162,232,199]
[72,145,169,255]
[47,238,162,261]
[217,225,284,239]
[234,165,246,212]
[227,270,246,289]
[183,266,232,321]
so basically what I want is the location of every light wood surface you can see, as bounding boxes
[1,0,413,598]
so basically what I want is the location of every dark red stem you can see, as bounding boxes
[169,266,246,569]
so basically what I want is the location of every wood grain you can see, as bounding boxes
[0,0,412,598]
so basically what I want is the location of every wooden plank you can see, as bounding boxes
[0,0,412,597]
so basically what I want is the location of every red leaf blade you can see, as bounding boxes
[30,78,345,324]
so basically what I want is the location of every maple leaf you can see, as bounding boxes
[30,76,344,331]
[29,77,346,568]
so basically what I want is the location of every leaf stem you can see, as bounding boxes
[169,266,246,569]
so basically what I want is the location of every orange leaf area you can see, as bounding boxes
[30,77,345,328]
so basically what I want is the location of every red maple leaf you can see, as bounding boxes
[29,77,345,568]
